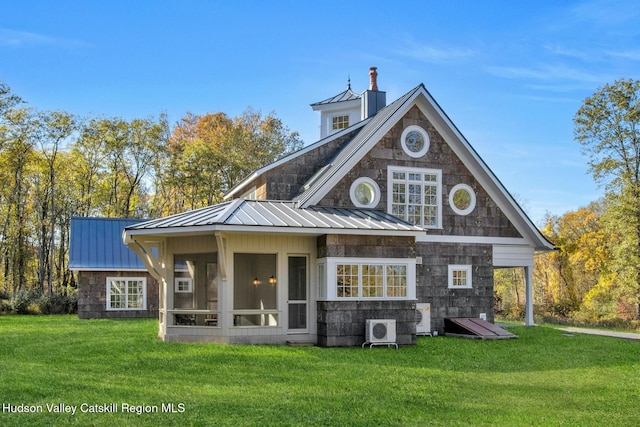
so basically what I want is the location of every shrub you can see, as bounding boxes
[38,291,78,315]
[0,299,11,314]
[27,302,41,314]
[12,289,41,314]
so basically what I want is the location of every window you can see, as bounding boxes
[350,177,380,208]
[337,264,359,298]
[386,265,407,297]
[106,277,146,310]
[388,166,442,228]
[362,264,383,297]
[400,125,430,158]
[241,187,257,199]
[449,184,476,216]
[175,278,193,293]
[332,115,349,131]
[320,258,415,300]
[448,265,473,289]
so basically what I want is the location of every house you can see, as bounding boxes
[123,68,553,346]
[70,217,159,319]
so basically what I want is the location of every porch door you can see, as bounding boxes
[287,256,308,331]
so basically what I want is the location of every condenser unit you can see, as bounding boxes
[415,303,432,335]
[365,319,396,344]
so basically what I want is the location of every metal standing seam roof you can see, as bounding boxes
[69,217,149,270]
[311,87,361,106]
[294,84,424,206]
[125,199,424,234]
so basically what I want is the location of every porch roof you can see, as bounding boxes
[124,199,425,237]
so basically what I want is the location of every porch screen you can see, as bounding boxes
[233,253,277,326]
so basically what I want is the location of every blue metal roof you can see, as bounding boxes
[69,217,148,270]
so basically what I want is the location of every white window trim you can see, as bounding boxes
[349,177,381,208]
[449,183,476,216]
[387,165,442,229]
[174,277,193,293]
[448,265,473,289]
[327,113,351,136]
[106,277,147,311]
[400,125,430,158]
[317,257,416,301]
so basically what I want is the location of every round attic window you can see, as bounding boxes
[400,125,430,158]
[350,177,380,208]
[449,184,476,216]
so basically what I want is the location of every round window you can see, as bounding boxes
[449,184,476,216]
[350,177,380,208]
[400,125,430,158]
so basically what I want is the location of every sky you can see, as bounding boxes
[2,0,640,225]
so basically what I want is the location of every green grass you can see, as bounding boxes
[0,316,638,426]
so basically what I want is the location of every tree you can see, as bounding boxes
[0,107,36,294]
[574,78,640,319]
[77,116,168,218]
[534,203,611,318]
[34,111,78,294]
[156,108,303,215]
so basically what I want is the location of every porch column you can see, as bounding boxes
[524,265,534,326]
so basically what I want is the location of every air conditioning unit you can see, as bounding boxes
[415,303,431,335]
[366,319,396,343]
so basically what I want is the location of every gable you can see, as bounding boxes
[316,105,522,238]
[294,84,553,250]
[224,120,370,201]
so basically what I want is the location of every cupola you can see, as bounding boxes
[311,67,387,139]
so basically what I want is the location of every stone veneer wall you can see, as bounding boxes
[317,300,416,347]
[77,270,159,319]
[316,234,416,347]
[317,234,415,258]
[416,243,494,334]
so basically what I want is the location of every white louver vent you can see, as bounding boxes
[365,319,396,344]
[415,303,431,335]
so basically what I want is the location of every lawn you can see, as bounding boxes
[0,316,638,426]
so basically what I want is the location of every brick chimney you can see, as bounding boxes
[362,67,386,119]
[369,67,378,91]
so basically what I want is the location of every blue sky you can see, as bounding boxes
[2,0,640,224]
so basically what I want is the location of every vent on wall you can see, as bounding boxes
[365,319,396,344]
[415,303,431,336]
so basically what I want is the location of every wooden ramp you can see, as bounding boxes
[444,318,518,340]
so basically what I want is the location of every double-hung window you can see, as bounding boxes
[106,277,147,310]
[388,166,442,228]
